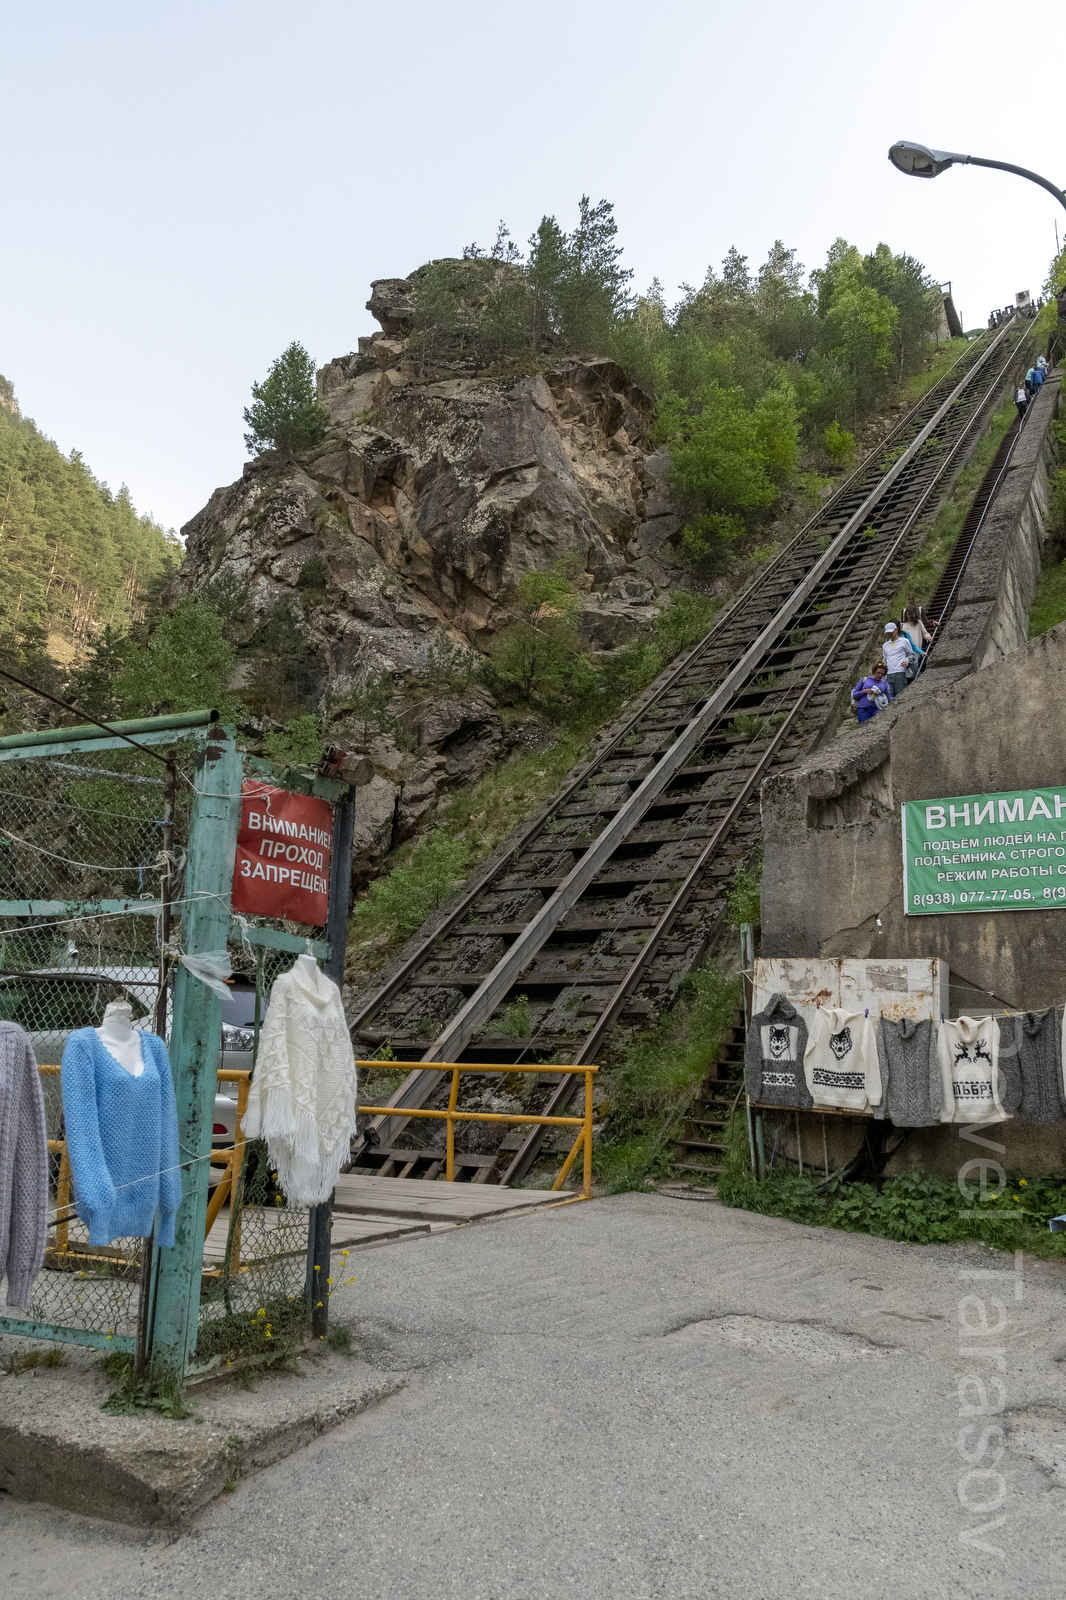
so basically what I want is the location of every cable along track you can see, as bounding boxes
[350,317,1032,1179]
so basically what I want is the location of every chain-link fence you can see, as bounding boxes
[0,738,195,1349]
[0,727,339,1365]
[193,944,313,1370]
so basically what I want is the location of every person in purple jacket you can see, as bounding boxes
[851,662,893,724]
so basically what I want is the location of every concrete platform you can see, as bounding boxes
[0,1343,400,1528]
[332,1173,571,1225]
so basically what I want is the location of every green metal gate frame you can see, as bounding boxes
[0,711,352,1375]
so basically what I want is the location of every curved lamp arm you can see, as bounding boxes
[889,141,1066,214]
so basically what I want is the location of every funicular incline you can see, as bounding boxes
[348,316,1036,1184]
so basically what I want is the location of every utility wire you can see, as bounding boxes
[0,663,213,769]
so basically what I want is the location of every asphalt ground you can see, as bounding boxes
[3,1193,1065,1599]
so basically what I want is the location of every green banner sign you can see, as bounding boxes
[902,785,1066,915]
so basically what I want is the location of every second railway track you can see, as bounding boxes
[349,314,1035,1180]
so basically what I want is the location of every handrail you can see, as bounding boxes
[355,1060,598,1197]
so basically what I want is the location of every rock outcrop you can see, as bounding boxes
[171,267,687,845]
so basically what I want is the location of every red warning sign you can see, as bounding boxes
[231,780,333,926]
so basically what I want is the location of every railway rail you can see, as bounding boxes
[349,314,1034,1181]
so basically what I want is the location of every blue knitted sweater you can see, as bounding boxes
[60,1029,181,1247]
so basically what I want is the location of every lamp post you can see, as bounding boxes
[888,142,1066,214]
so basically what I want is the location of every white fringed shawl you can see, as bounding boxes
[241,961,357,1206]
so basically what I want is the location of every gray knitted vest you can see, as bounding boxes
[745,994,812,1108]
[0,1021,48,1307]
[998,1008,1066,1126]
[875,1016,941,1127]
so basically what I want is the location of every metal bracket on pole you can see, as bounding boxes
[147,727,242,1374]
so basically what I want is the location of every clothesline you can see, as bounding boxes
[47,1142,227,1225]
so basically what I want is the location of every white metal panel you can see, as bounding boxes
[754,957,948,1022]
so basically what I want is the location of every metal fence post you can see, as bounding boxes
[148,728,242,1373]
[305,787,355,1338]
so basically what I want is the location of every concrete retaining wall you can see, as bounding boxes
[757,368,1065,1176]
[920,371,1061,681]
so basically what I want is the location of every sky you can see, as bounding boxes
[2,0,1062,537]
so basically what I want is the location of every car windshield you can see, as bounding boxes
[221,983,258,1028]
[0,975,149,1032]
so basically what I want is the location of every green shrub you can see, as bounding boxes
[654,591,720,655]
[717,1166,1066,1258]
[262,713,326,767]
[725,848,762,925]
[499,994,532,1037]
[823,419,855,464]
[353,831,472,943]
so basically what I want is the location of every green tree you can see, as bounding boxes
[862,243,940,377]
[243,342,329,456]
[67,624,130,719]
[526,215,569,352]
[341,669,400,745]
[0,378,179,660]
[486,566,595,711]
[112,597,239,719]
[660,383,781,516]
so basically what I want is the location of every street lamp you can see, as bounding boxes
[888,141,1066,214]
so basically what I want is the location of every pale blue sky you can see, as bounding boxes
[2,0,1060,535]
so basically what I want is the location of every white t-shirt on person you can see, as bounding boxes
[882,636,914,674]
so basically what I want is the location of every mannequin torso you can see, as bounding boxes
[295,953,319,979]
[95,1001,144,1076]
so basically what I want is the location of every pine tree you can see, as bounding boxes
[243,343,330,457]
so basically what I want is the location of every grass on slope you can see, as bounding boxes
[887,392,1019,617]
[1029,557,1066,638]
[347,730,589,971]
[591,963,742,1193]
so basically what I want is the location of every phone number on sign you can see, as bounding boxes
[912,886,1066,907]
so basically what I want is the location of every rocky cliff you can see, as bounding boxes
[171,266,689,876]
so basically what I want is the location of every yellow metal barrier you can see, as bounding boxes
[356,1060,599,1199]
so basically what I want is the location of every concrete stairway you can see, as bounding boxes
[670,1009,746,1183]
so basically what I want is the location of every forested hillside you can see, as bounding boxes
[0,374,180,678]
[404,204,947,572]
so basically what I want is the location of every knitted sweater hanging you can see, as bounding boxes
[744,994,812,1108]
[241,961,358,1207]
[998,1008,1066,1125]
[60,1029,182,1247]
[0,1022,48,1307]
[937,1016,1007,1125]
[804,1006,882,1112]
[875,1016,942,1127]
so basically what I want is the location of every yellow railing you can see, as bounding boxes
[356,1060,599,1199]
[205,1068,252,1240]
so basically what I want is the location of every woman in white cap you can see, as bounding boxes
[881,620,915,698]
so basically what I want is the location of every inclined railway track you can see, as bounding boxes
[350,316,1034,1178]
